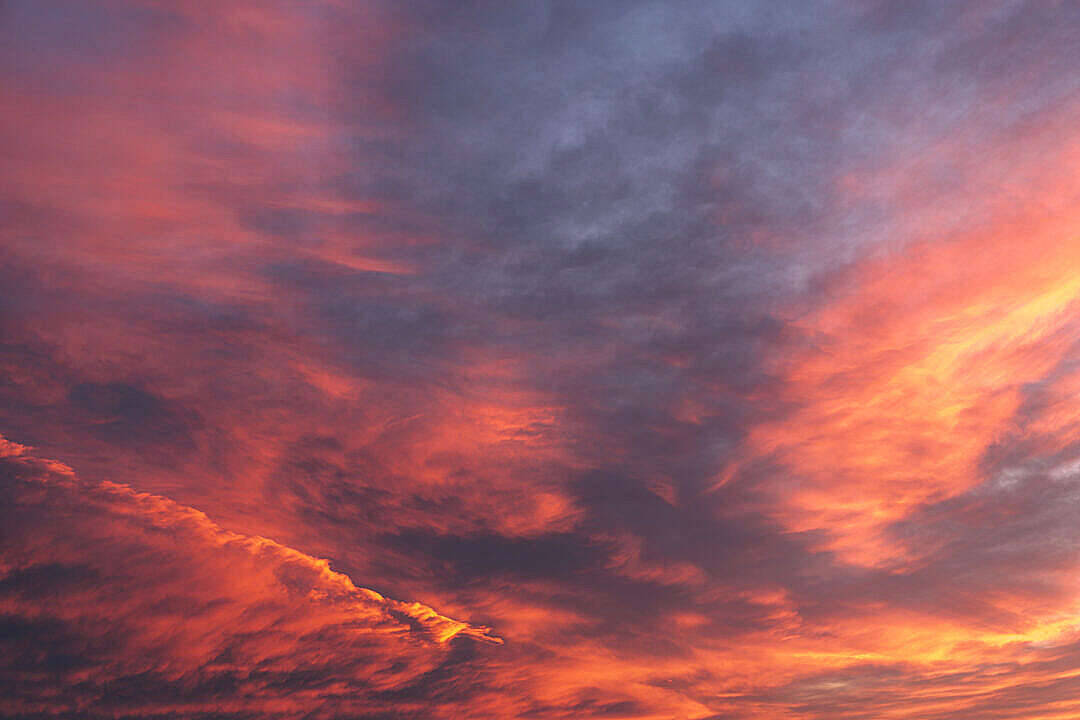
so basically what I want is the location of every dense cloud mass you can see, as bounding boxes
[3,1,1080,718]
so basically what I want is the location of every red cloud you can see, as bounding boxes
[0,435,499,719]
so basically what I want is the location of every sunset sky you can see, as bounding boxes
[3,2,1080,718]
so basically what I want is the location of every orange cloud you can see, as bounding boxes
[724,130,1080,567]
[0,435,498,718]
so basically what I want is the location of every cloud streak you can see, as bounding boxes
[0,435,499,718]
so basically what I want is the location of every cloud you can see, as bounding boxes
[0,436,498,719]
[4,1,1080,718]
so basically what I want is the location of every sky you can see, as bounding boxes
[2,1,1080,718]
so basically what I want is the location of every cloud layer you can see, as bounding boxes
[3,1,1080,717]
